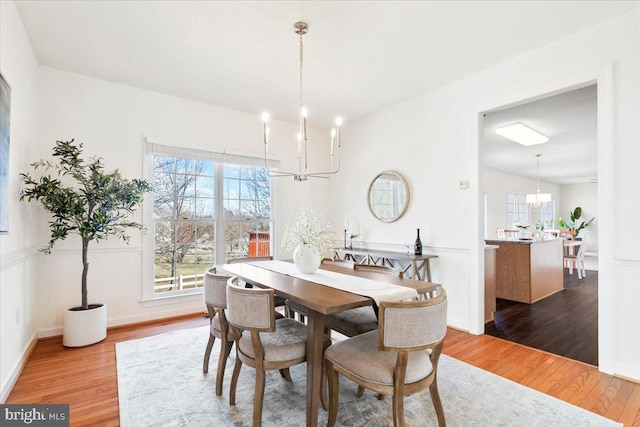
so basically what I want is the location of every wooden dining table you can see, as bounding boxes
[220,260,438,427]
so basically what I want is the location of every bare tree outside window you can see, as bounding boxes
[152,156,272,294]
[224,164,271,259]
[153,156,215,292]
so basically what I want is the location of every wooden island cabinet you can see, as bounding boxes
[484,245,499,322]
[484,238,564,304]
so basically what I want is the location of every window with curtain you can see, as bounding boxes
[149,146,273,295]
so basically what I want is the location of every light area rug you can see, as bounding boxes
[116,326,619,427]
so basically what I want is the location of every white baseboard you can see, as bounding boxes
[615,362,640,384]
[107,305,205,328]
[1,332,38,403]
[36,304,206,339]
[446,318,469,334]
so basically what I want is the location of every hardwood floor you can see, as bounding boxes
[6,313,640,426]
[485,269,598,365]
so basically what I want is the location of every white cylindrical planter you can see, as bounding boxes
[63,303,107,347]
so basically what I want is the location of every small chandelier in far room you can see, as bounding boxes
[526,154,552,207]
[261,21,343,181]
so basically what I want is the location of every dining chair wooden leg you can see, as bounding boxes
[279,368,292,382]
[327,360,339,427]
[229,358,242,405]
[392,392,405,427]
[355,385,384,400]
[392,354,407,427]
[429,379,446,427]
[203,334,215,374]
[253,369,266,427]
[216,339,234,396]
[320,355,328,411]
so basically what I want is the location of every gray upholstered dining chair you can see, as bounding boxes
[324,263,403,338]
[325,288,448,427]
[225,277,331,426]
[226,256,287,308]
[202,267,241,396]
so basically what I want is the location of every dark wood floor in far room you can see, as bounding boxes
[485,269,598,366]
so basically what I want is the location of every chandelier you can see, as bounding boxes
[526,154,552,207]
[262,22,342,181]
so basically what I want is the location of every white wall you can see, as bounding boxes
[31,67,331,336]
[332,9,640,381]
[559,183,598,251]
[483,168,561,239]
[0,1,40,401]
[3,0,640,396]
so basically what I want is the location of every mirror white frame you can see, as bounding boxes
[367,170,410,223]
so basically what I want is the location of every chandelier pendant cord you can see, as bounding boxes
[299,31,304,109]
[537,154,541,197]
[527,153,551,209]
[298,27,307,175]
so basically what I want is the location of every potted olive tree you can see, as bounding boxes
[20,139,151,347]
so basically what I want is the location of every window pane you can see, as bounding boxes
[152,154,271,295]
[225,199,240,217]
[196,160,214,176]
[193,221,215,288]
[224,164,240,178]
[194,197,215,219]
[225,220,271,260]
[225,178,239,199]
[175,158,195,174]
[154,156,174,173]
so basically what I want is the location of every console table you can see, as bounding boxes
[334,247,438,282]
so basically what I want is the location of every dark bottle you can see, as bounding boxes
[414,228,423,255]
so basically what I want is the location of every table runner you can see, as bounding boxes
[249,260,418,305]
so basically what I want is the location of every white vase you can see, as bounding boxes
[63,303,107,347]
[518,228,527,239]
[293,243,321,274]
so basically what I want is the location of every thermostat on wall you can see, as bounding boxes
[458,180,470,190]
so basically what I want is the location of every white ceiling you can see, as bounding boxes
[483,85,598,185]
[14,0,639,132]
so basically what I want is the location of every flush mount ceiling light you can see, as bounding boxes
[526,154,552,207]
[495,123,548,146]
[261,21,343,182]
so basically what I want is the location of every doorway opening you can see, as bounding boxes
[481,84,599,366]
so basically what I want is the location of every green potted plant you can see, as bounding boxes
[20,139,151,347]
[558,207,595,238]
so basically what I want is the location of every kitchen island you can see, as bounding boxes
[484,238,564,304]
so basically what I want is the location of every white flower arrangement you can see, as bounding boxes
[282,208,333,252]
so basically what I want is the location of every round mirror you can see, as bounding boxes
[368,171,410,223]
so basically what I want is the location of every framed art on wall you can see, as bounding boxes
[0,72,11,234]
